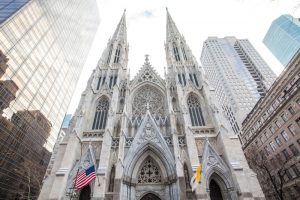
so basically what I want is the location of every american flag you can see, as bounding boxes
[74,165,96,190]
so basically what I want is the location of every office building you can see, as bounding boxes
[201,37,276,134]
[0,0,30,24]
[263,15,300,66]
[0,0,99,198]
[241,51,300,199]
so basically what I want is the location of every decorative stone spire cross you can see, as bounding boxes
[144,54,150,65]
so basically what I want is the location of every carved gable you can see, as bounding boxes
[126,110,172,155]
[201,140,231,181]
[130,57,165,89]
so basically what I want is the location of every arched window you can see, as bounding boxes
[182,73,186,86]
[181,43,188,61]
[108,165,115,192]
[114,44,121,63]
[193,74,199,87]
[173,42,180,61]
[97,76,102,90]
[107,45,113,64]
[118,98,124,113]
[176,119,182,134]
[184,163,191,189]
[109,76,113,89]
[92,96,109,129]
[187,94,205,126]
[172,97,177,111]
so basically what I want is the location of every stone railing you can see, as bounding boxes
[190,126,216,135]
[82,130,105,138]
[125,136,173,147]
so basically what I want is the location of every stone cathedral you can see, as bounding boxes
[40,10,265,200]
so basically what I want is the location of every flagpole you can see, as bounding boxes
[70,133,83,200]
[89,142,101,187]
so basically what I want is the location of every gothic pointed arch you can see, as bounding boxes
[79,185,91,200]
[187,93,205,126]
[140,193,161,200]
[92,96,109,130]
[209,174,226,200]
[123,112,177,186]
[137,157,162,184]
[202,140,237,199]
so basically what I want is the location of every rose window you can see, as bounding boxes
[132,85,165,117]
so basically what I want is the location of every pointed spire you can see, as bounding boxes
[166,8,181,41]
[112,9,127,43]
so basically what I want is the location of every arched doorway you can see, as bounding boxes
[79,185,91,200]
[209,179,223,200]
[140,193,161,200]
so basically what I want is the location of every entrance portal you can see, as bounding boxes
[209,179,223,200]
[140,193,161,200]
[79,185,91,200]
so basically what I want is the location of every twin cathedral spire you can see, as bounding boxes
[41,8,264,200]
[95,9,201,92]
[98,9,196,71]
[91,9,204,129]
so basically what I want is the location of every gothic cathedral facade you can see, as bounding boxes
[40,10,265,200]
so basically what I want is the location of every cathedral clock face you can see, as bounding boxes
[132,85,165,117]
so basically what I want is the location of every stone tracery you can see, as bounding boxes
[132,85,165,117]
[137,158,162,184]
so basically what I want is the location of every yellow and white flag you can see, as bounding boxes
[190,164,201,191]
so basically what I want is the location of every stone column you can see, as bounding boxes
[48,134,80,199]
[93,115,113,198]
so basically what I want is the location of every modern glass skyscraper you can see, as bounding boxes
[263,14,300,66]
[201,37,276,134]
[0,0,99,198]
[0,0,31,24]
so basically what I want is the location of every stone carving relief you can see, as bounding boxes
[207,155,217,166]
[137,121,160,145]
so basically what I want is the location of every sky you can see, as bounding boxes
[67,0,300,113]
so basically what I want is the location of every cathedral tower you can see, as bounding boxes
[40,9,265,200]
